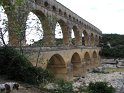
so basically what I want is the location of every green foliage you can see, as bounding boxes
[0,0,23,9]
[102,47,124,58]
[101,34,124,58]
[56,39,63,46]
[0,46,32,75]
[92,68,108,74]
[88,82,116,93]
[0,46,54,85]
[51,80,74,93]
[32,39,63,46]
[102,34,124,47]
[19,67,54,84]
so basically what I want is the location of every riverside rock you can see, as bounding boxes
[73,72,124,93]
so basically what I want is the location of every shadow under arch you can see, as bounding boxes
[71,52,82,76]
[82,30,88,46]
[92,51,98,66]
[47,54,67,80]
[57,19,69,45]
[84,52,91,70]
[93,51,97,58]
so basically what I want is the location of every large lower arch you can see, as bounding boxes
[92,51,98,67]
[84,52,91,70]
[71,52,82,76]
[47,54,67,80]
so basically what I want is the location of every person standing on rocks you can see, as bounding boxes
[115,58,119,68]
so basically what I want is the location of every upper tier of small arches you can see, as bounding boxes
[33,0,102,35]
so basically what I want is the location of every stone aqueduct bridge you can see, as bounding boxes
[3,0,102,80]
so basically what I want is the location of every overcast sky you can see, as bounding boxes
[56,0,124,35]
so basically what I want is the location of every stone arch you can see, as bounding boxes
[92,51,97,66]
[72,26,80,45]
[69,15,72,20]
[55,22,64,46]
[84,52,91,70]
[59,9,62,15]
[2,4,23,46]
[64,12,67,17]
[71,52,82,76]
[52,5,56,12]
[73,17,75,21]
[57,19,69,45]
[71,29,75,45]
[2,3,31,46]
[47,54,67,80]
[26,12,43,45]
[90,33,95,46]
[93,51,97,58]
[30,10,53,46]
[82,30,88,46]
[76,19,78,22]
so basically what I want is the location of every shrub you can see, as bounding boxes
[88,82,116,93]
[0,46,32,75]
[51,80,74,93]
[0,46,54,85]
[22,67,54,84]
[92,68,108,74]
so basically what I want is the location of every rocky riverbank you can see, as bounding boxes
[1,58,124,93]
[73,58,124,93]
[73,72,124,93]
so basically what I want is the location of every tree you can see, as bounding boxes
[0,28,6,46]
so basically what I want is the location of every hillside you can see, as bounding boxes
[101,34,124,47]
[101,34,124,58]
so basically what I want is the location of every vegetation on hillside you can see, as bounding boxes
[101,34,124,58]
[101,34,124,47]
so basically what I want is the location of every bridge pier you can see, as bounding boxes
[81,63,87,76]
